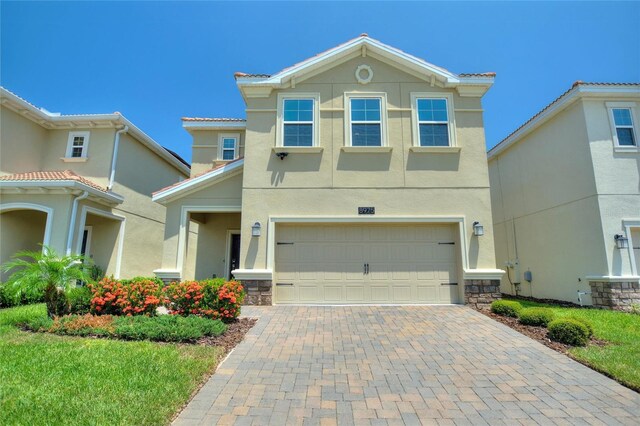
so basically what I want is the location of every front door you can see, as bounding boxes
[228,233,241,279]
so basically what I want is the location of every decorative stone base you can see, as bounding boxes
[241,280,272,305]
[589,281,640,311]
[464,279,501,309]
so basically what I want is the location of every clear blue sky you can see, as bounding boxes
[2,1,639,162]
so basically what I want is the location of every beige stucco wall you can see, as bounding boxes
[0,209,47,281]
[160,172,243,273]
[190,130,246,176]
[489,95,640,303]
[0,107,47,174]
[239,56,496,274]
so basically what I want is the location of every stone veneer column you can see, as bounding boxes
[241,280,273,306]
[464,279,501,309]
[589,281,640,311]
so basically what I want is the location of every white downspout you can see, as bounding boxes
[66,191,89,255]
[108,126,129,190]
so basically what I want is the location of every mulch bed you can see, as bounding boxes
[197,317,257,352]
[475,309,608,354]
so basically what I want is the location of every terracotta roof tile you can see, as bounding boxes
[493,82,640,151]
[234,72,271,79]
[0,170,108,192]
[459,72,496,77]
[152,157,244,195]
[181,117,246,122]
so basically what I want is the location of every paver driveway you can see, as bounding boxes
[175,306,640,425]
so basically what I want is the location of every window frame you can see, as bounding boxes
[344,92,388,147]
[606,102,639,151]
[218,133,240,161]
[276,93,320,148]
[65,131,90,159]
[410,93,456,148]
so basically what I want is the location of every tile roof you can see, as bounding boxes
[459,72,497,77]
[234,72,271,79]
[492,81,640,152]
[181,117,246,122]
[152,157,244,196]
[0,170,108,192]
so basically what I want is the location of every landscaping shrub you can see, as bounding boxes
[48,314,115,337]
[518,307,555,327]
[120,276,164,286]
[548,319,590,346]
[67,286,92,315]
[46,286,70,318]
[164,279,245,321]
[114,315,226,342]
[490,300,523,318]
[0,282,45,308]
[565,316,594,337]
[89,277,162,316]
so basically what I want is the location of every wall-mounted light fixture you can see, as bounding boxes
[275,152,289,160]
[472,221,484,237]
[614,233,629,249]
[251,222,262,237]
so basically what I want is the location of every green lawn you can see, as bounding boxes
[508,298,640,391]
[0,304,224,425]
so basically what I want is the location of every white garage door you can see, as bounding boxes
[274,224,460,304]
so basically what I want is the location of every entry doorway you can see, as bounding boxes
[80,226,93,258]
[226,231,241,280]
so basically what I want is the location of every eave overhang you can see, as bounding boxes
[0,180,124,206]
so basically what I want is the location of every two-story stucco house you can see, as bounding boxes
[0,87,191,279]
[153,34,503,304]
[152,35,504,306]
[489,82,640,310]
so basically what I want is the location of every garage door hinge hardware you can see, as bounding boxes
[440,282,458,286]
[438,242,455,245]
[276,283,294,286]
[277,242,294,245]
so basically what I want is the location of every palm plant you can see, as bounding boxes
[1,245,90,317]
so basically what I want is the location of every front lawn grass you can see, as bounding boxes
[0,304,224,425]
[506,297,640,391]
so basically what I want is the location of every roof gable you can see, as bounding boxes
[236,35,495,98]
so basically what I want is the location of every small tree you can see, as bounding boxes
[1,245,90,317]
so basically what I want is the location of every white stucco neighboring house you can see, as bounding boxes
[488,82,640,310]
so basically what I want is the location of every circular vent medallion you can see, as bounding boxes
[355,64,373,85]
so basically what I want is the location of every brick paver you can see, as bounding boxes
[174,306,640,425]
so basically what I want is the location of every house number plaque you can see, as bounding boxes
[358,207,375,215]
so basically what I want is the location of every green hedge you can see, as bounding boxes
[490,300,523,317]
[518,307,555,327]
[548,319,590,346]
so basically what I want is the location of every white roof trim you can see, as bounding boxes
[182,121,247,130]
[0,180,124,204]
[488,84,640,160]
[236,36,492,89]
[152,159,244,203]
[0,87,190,176]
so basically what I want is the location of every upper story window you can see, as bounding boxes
[218,134,239,160]
[344,93,387,147]
[607,102,638,150]
[612,108,636,146]
[275,93,321,148]
[65,131,90,159]
[411,93,456,148]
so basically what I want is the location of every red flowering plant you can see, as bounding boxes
[164,279,245,321]
[89,277,162,316]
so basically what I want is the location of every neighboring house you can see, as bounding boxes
[0,87,191,280]
[153,35,504,306]
[488,82,640,310]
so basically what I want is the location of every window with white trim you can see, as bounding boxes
[416,98,450,146]
[344,93,387,147]
[66,131,90,158]
[612,108,636,146]
[283,99,314,146]
[218,134,239,160]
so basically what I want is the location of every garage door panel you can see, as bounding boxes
[275,224,460,304]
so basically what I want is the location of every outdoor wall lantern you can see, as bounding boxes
[614,234,629,249]
[473,221,484,237]
[251,222,262,237]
